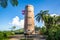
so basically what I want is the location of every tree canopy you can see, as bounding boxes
[0,0,18,8]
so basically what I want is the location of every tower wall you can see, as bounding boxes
[24,5,35,35]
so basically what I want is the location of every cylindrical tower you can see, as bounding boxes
[24,5,35,35]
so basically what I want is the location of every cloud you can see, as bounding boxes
[50,14,59,16]
[10,16,44,28]
[10,16,24,28]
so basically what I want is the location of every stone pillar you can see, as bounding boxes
[24,5,35,35]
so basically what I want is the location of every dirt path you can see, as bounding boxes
[9,38,20,40]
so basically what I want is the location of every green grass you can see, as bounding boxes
[0,38,9,40]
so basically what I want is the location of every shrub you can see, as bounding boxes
[0,31,4,39]
[46,25,60,40]
[0,31,15,40]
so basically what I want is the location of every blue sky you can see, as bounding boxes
[0,0,60,31]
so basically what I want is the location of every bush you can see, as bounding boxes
[15,31,24,34]
[40,26,46,35]
[46,25,60,40]
[0,31,15,40]
[0,31,4,39]
[55,29,60,40]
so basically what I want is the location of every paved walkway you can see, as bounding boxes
[9,35,24,40]
[9,34,46,40]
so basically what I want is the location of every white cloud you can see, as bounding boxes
[50,14,59,16]
[10,16,24,28]
[10,16,44,28]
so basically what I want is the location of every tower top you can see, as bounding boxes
[25,5,34,8]
[25,5,34,11]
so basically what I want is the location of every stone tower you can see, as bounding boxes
[24,5,35,35]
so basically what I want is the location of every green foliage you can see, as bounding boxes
[10,0,18,6]
[40,26,46,35]
[46,16,60,40]
[14,28,24,34]
[0,31,4,39]
[10,26,16,32]
[0,31,15,40]
[46,25,60,40]
[35,10,49,22]
[39,20,60,40]
[35,10,60,40]
[0,0,8,8]
[35,26,40,31]
[55,29,60,40]
[4,31,15,37]
[0,0,18,8]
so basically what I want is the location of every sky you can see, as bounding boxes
[0,0,60,31]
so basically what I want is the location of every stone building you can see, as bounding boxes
[24,5,35,35]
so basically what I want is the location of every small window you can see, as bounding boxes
[28,10,31,12]
[26,10,31,12]
[27,24,32,26]
[27,30,31,32]
[28,30,30,31]
[28,17,32,18]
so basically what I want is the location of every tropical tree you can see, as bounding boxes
[35,10,49,22]
[45,15,60,40]
[0,0,18,8]
[35,25,40,31]
[12,26,16,31]
[40,26,46,35]
[35,10,50,35]
[9,26,16,32]
[56,16,60,25]
[35,10,60,40]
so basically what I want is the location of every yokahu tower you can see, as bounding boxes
[24,5,35,35]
